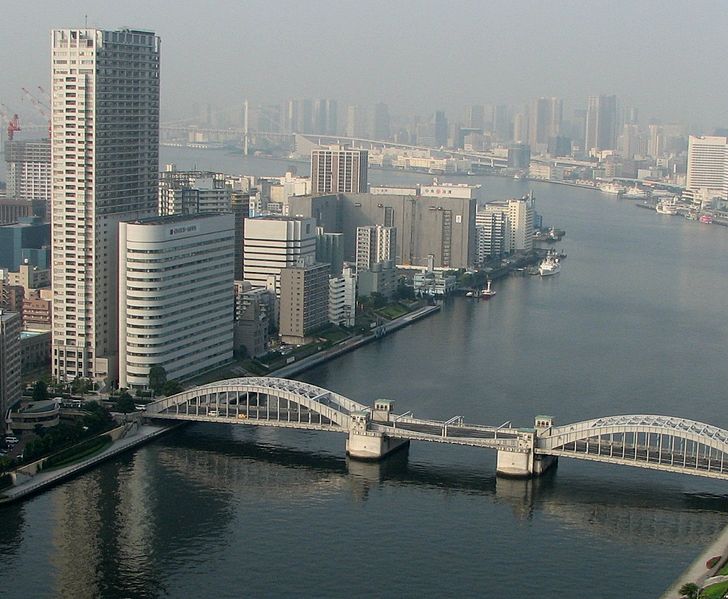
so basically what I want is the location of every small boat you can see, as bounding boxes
[656,200,678,215]
[481,280,496,299]
[538,252,561,276]
[465,291,474,297]
[699,214,714,224]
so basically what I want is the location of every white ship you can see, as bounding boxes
[599,182,625,196]
[655,200,678,215]
[538,252,561,276]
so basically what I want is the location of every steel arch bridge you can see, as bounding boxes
[145,377,367,432]
[535,415,728,480]
[145,377,728,480]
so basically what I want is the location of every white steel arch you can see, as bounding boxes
[146,377,367,430]
[539,415,728,454]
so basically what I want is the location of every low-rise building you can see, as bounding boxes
[20,329,51,372]
[358,261,397,299]
[413,269,457,296]
[9,399,60,432]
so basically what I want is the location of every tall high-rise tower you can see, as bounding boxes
[584,94,617,152]
[51,28,160,385]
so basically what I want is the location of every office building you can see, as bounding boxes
[243,216,317,293]
[0,199,33,225]
[686,135,728,201]
[311,146,368,194]
[231,190,250,281]
[0,310,21,425]
[0,217,50,270]
[585,94,618,152]
[279,260,329,344]
[434,111,448,147]
[529,97,562,151]
[464,104,485,131]
[4,139,51,219]
[288,187,477,270]
[316,229,344,276]
[356,225,396,271]
[51,28,160,385]
[118,213,234,389]
[372,103,390,140]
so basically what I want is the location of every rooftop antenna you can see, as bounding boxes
[84,14,88,27]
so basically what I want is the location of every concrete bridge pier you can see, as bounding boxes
[346,400,410,461]
[495,416,558,478]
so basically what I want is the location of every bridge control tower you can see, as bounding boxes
[346,400,411,460]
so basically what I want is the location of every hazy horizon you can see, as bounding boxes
[2,0,727,131]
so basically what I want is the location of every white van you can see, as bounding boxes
[208,410,219,417]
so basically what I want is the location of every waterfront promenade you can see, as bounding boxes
[0,423,171,504]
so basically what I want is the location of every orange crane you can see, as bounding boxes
[0,104,21,140]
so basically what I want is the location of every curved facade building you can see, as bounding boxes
[119,213,234,390]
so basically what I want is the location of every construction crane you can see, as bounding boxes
[21,87,50,137]
[0,104,21,140]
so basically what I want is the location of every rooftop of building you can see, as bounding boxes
[20,329,51,340]
[124,212,231,226]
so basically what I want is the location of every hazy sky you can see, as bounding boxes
[2,0,727,129]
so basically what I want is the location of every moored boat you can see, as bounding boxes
[481,280,496,299]
[538,252,561,276]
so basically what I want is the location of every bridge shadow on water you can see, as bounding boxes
[160,424,728,545]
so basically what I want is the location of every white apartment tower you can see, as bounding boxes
[118,214,234,389]
[475,209,508,263]
[51,28,160,385]
[507,197,534,252]
[686,135,728,201]
[356,225,396,271]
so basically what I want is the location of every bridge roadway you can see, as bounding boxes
[144,377,728,480]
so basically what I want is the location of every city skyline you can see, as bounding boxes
[2,1,728,130]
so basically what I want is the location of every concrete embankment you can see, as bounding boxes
[660,523,728,598]
[273,304,440,378]
[0,423,175,505]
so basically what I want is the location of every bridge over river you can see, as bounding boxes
[145,377,728,479]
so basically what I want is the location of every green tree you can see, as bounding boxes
[32,380,49,402]
[148,365,167,396]
[162,380,183,396]
[679,582,701,599]
[71,377,91,395]
[116,391,136,413]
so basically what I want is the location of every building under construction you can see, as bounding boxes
[4,139,51,220]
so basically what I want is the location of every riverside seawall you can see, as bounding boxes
[0,304,441,504]
[272,304,440,378]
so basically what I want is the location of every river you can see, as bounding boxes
[1,147,728,598]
